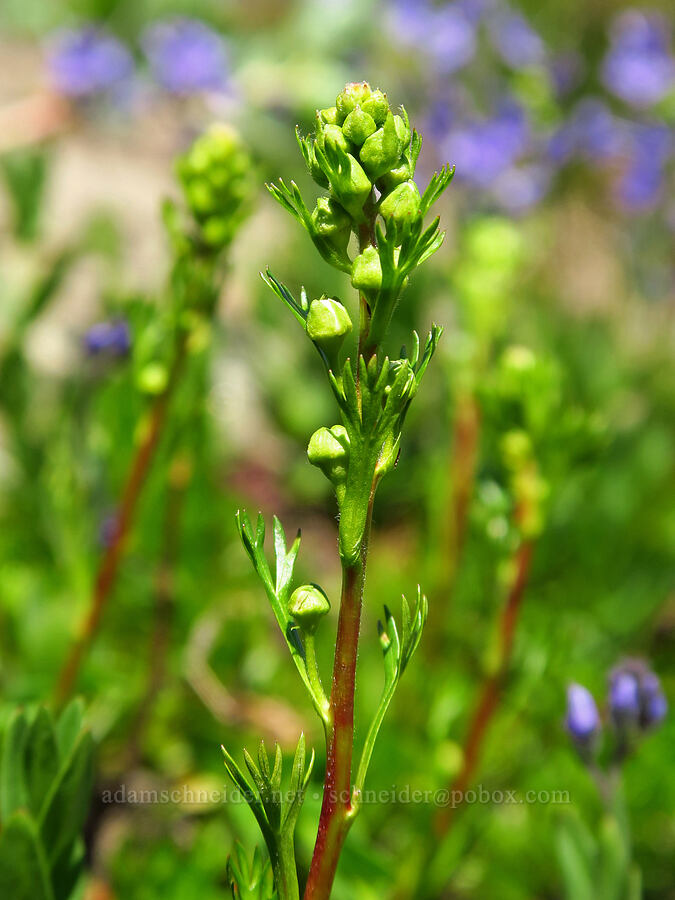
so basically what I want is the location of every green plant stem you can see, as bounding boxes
[53,330,189,708]
[304,632,330,725]
[274,831,302,900]
[304,495,375,899]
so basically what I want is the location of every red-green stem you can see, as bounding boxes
[304,497,374,899]
[53,332,188,707]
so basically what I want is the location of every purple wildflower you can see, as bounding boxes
[547,99,627,166]
[143,18,228,95]
[608,660,668,730]
[47,27,134,100]
[614,123,671,212]
[442,100,529,187]
[566,683,600,741]
[602,11,675,107]
[387,0,476,73]
[492,163,552,214]
[84,320,131,357]
[487,11,546,70]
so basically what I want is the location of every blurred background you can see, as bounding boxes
[0,0,673,897]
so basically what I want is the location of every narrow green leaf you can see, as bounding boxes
[0,812,54,900]
[1,709,29,822]
[25,707,59,819]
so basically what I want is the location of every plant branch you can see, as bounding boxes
[53,330,189,707]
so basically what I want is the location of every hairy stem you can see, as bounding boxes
[53,331,189,707]
[304,495,374,899]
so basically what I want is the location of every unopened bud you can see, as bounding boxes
[351,246,382,293]
[342,106,377,146]
[329,153,372,221]
[379,180,421,229]
[361,89,389,126]
[289,583,330,632]
[307,425,350,492]
[306,296,352,362]
[336,82,372,122]
[359,113,403,181]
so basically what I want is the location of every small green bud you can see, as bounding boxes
[311,197,351,236]
[393,114,411,148]
[379,180,421,229]
[289,583,330,632]
[342,107,377,146]
[361,89,389,126]
[328,153,372,221]
[316,123,350,154]
[306,296,353,361]
[351,246,382,293]
[500,429,533,471]
[320,106,339,125]
[336,82,372,123]
[378,163,412,192]
[202,216,232,247]
[359,113,402,181]
[307,425,350,497]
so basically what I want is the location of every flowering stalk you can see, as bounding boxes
[231,82,453,899]
[54,125,254,705]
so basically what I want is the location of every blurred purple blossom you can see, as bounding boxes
[387,0,476,73]
[566,684,599,741]
[547,99,627,165]
[608,661,668,730]
[548,52,584,98]
[84,320,131,357]
[602,10,675,107]
[487,11,546,69]
[143,18,228,95]
[47,27,134,100]
[492,163,552,214]
[442,100,529,187]
[614,123,671,212]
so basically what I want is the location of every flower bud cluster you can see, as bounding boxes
[176,124,254,250]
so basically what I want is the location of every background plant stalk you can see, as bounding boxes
[53,330,189,706]
[304,494,374,899]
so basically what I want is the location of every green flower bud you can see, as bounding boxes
[305,296,353,362]
[328,153,372,221]
[320,106,339,125]
[351,246,382,293]
[359,113,402,181]
[393,114,411,148]
[336,82,372,123]
[289,583,330,632]
[316,122,350,154]
[177,123,254,252]
[378,162,412,192]
[379,180,421,229]
[342,107,377,147]
[307,425,350,497]
[361,89,389,126]
[311,197,351,237]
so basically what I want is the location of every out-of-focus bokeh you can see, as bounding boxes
[0,1,673,898]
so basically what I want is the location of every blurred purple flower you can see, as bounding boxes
[84,320,131,357]
[143,18,228,95]
[566,683,600,741]
[547,99,627,165]
[442,100,529,187]
[387,0,476,73]
[608,660,668,730]
[492,163,552,213]
[614,123,671,212]
[47,27,134,99]
[602,11,675,107]
[487,11,546,69]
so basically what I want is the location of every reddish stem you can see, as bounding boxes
[434,537,534,837]
[304,499,374,899]
[53,335,188,707]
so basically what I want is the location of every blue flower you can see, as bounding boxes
[442,100,529,187]
[640,671,668,727]
[143,18,228,95]
[602,11,675,107]
[614,123,671,212]
[609,671,640,718]
[566,683,600,741]
[387,0,476,73]
[487,11,546,70]
[84,320,131,357]
[492,163,552,214]
[608,660,668,730]
[47,27,134,100]
[547,99,627,166]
